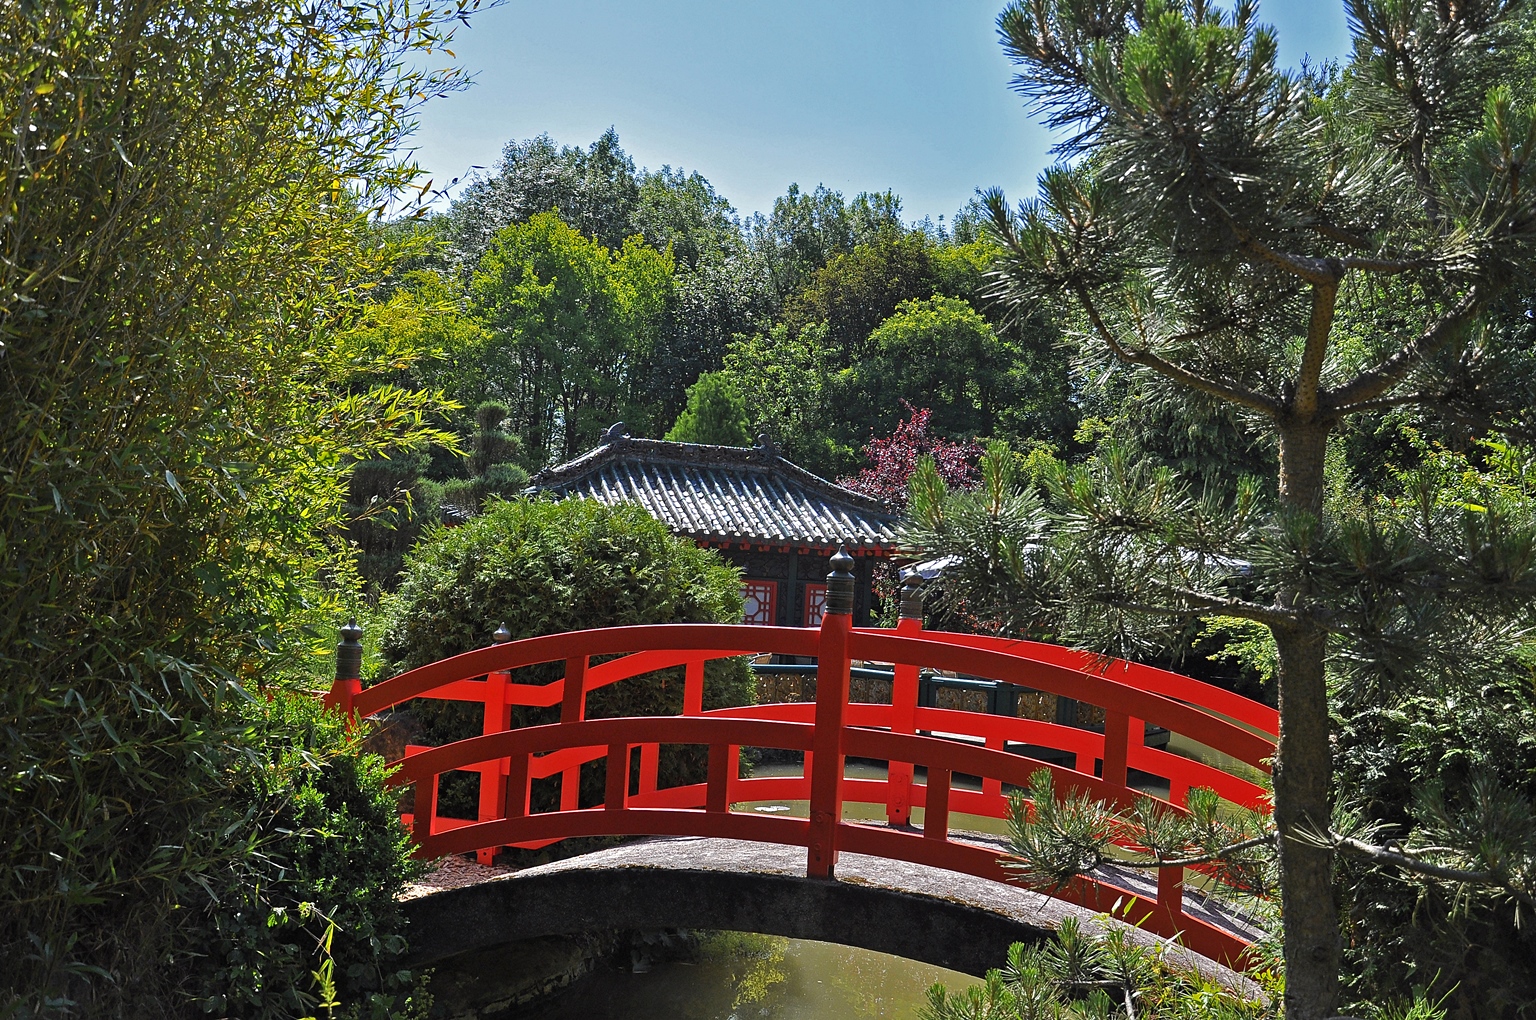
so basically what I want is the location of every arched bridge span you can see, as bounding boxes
[327,559,1277,971]
[400,836,1259,994]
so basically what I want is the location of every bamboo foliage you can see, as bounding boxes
[1,0,483,1012]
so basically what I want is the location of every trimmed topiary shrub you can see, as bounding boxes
[467,402,522,476]
[481,461,530,496]
[345,451,443,592]
[379,497,754,815]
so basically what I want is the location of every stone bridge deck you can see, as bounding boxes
[401,833,1263,997]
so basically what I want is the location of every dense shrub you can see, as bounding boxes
[192,695,427,1019]
[0,683,428,1019]
[1334,671,1536,1018]
[921,919,1277,1020]
[380,497,754,812]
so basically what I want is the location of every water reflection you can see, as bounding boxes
[523,935,978,1020]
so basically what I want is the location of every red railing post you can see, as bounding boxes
[1102,710,1131,790]
[808,548,855,878]
[606,742,630,811]
[683,655,705,716]
[638,742,660,798]
[322,619,364,724]
[504,751,529,821]
[983,736,1004,801]
[707,744,730,813]
[1157,862,1186,925]
[412,771,438,853]
[886,572,923,826]
[561,655,588,723]
[924,767,952,841]
[476,625,514,865]
[560,656,588,811]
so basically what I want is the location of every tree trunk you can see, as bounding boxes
[1274,422,1340,1020]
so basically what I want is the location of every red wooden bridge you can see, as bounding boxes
[327,556,1276,970]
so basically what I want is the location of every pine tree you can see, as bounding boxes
[908,2,1536,1015]
[665,372,755,446]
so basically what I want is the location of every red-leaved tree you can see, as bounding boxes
[839,405,981,508]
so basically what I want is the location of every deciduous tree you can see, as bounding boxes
[471,212,674,463]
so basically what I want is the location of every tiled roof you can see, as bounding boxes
[527,426,898,550]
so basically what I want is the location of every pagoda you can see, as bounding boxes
[527,424,898,626]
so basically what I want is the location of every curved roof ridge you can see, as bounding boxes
[526,433,898,549]
[529,436,891,513]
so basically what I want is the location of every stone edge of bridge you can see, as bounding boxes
[400,835,1262,1000]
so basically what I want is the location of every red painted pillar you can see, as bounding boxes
[807,547,855,879]
[1157,861,1186,926]
[477,625,513,865]
[412,770,439,857]
[886,572,924,826]
[683,655,705,716]
[924,767,951,842]
[560,655,588,812]
[1102,710,1131,790]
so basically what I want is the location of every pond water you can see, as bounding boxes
[522,935,978,1020]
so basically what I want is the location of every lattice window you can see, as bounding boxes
[803,583,828,627]
[741,579,777,626]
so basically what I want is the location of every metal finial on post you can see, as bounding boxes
[336,618,364,683]
[825,546,855,616]
[325,618,365,722]
[493,623,512,644]
[899,571,925,621]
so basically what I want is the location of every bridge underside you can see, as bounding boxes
[401,836,1259,995]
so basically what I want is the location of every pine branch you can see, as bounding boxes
[1324,287,1484,411]
[1293,281,1338,421]
[1109,833,1278,870]
[1072,283,1283,416]
[1233,234,1341,286]
[1283,817,1536,913]
[1141,585,1301,629]
[1326,391,1431,415]
[1338,255,1427,274]
[1330,835,1536,911]
[1311,221,1377,250]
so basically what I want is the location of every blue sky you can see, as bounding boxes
[408,1,1353,223]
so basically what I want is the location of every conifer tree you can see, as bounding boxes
[906,2,1536,1014]
[665,372,755,447]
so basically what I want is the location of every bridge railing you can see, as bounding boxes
[327,553,1276,969]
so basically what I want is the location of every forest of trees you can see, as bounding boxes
[346,128,1076,568]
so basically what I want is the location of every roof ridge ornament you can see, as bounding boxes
[602,421,630,444]
[754,432,778,458]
